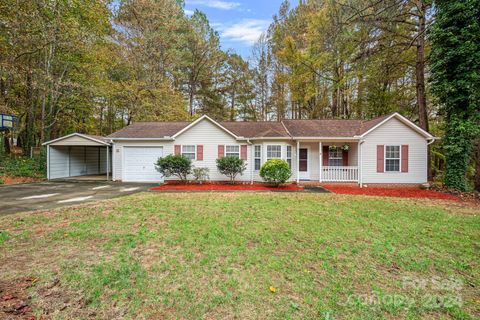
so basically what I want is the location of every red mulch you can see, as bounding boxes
[151,182,302,191]
[322,184,459,201]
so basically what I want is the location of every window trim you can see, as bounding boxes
[254,145,262,171]
[286,145,292,168]
[266,144,282,160]
[181,144,196,160]
[225,144,240,158]
[328,146,343,167]
[384,145,401,172]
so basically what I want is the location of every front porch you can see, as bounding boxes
[295,140,360,183]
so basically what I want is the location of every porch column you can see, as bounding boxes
[106,146,110,181]
[358,140,363,187]
[319,142,322,182]
[296,140,300,183]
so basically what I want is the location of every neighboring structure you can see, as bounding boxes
[43,113,435,186]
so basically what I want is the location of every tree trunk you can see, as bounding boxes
[230,90,235,121]
[3,131,11,154]
[415,0,431,180]
[475,139,480,192]
[24,69,35,154]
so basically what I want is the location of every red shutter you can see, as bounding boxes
[240,145,247,160]
[218,145,224,158]
[377,145,384,172]
[342,150,349,166]
[401,145,409,172]
[174,145,181,155]
[322,146,329,166]
[197,145,203,161]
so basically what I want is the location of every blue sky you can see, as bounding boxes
[184,0,298,58]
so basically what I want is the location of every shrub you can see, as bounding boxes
[155,155,192,182]
[0,155,46,178]
[260,159,292,186]
[216,156,246,183]
[192,167,209,183]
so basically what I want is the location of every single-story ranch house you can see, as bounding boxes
[43,113,435,186]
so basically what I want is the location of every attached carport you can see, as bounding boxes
[43,133,111,180]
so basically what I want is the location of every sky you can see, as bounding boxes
[184,0,298,58]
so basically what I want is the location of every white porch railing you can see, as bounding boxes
[322,166,358,182]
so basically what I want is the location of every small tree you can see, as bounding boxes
[155,154,192,182]
[216,156,246,183]
[260,159,292,186]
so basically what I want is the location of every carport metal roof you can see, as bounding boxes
[43,133,111,147]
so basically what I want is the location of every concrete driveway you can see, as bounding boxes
[0,181,155,215]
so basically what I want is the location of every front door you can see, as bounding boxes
[299,148,310,180]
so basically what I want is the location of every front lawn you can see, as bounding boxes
[0,193,478,319]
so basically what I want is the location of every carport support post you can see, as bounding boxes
[47,145,50,180]
[106,146,110,181]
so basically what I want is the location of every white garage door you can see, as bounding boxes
[123,147,164,182]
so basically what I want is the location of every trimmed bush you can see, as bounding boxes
[216,156,246,183]
[192,167,209,182]
[155,155,192,182]
[260,159,292,186]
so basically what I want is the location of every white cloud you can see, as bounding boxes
[184,9,194,16]
[219,19,270,45]
[186,0,241,10]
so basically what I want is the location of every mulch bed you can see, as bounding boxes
[322,184,460,201]
[151,182,302,192]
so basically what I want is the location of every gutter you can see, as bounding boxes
[108,138,175,141]
[427,137,436,145]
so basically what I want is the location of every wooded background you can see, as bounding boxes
[0,0,478,190]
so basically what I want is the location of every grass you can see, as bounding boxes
[0,193,478,319]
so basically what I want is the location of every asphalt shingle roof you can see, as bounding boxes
[106,114,395,139]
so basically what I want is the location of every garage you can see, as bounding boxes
[43,133,111,180]
[123,146,163,182]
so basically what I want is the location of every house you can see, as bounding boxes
[43,113,435,186]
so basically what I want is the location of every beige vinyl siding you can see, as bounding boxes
[361,117,427,184]
[174,119,251,181]
[347,143,358,166]
[251,141,297,182]
[49,135,104,146]
[112,119,251,182]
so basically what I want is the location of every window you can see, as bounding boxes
[328,147,343,166]
[225,145,240,158]
[385,145,400,172]
[182,145,196,160]
[286,145,292,168]
[267,145,282,159]
[254,145,261,170]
